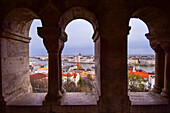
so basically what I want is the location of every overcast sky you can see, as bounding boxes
[29,18,154,56]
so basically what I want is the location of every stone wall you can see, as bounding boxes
[1,0,170,113]
[1,32,32,104]
[93,31,101,98]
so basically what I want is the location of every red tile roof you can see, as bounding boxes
[129,68,149,81]
[30,73,47,79]
[130,71,149,81]
[62,72,78,78]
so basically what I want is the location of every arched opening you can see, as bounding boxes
[29,19,48,93]
[61,19,96,104]
[128,18,155,93]
[62,19,94,56]
[1,8,46,106]
[59,7,100,105]
[128,6,169,106]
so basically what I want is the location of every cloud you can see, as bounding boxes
[128,48,155,55]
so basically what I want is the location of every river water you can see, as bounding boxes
[62,61,95,70]
[135,66,155,72]
[30,58,155,72]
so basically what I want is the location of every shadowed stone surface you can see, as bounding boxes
[129,92,166,105]
[7,92,97,106]
[1,0,170,112]
[8,93,46,106]
[61,92,97,105]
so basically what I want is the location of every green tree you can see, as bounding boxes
[128,74,148,92]
[77,77,83,87]
[63,81,80,92]
[87,74,93,81]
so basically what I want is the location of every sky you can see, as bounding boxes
[128,18,154,55]
[29,18,155,56]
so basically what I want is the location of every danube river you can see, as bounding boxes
[30,58,155,72]
[30,58,95,69]
[134,66,155,72]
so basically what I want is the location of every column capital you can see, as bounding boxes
[150,41,163,53]
[161,41,170,53]
[127,26,131,36]
[38,27,67,41]
[60,31,67,42]
[121,25,131,36]
[38,27,61,39]
[145,33,162,43]
[145,33,154,40]
[92,29,99,42]
[43,39,59,53]
[145,33,170,41]
[38,27,67,52]
[58,31,67,53]
[58,39,64,53]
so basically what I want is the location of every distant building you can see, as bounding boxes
[129,68,155,89]
[139,58,155,65]
[148,74,155,89]
[62,72,80,85]
[128,58,139,64]
[80,71,95,80]
[128,55,155,65]
[35,68,48,74]
[129,68,149,81]
[64,54,94,64]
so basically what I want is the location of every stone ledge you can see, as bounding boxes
[129,92,167,105]
[5,92,170,113]
[7,92,97,106]
[61,92,97,105]
[2,31,31,43]
[7,93,46,106]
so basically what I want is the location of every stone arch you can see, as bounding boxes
[1,8,42,104]
[128,6,169,103]
[2,8,40,38]
[58,7,101,101]
[131,6,170,40]
[59,7,99,32]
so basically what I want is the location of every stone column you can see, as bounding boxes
[58,45,63,94]
[58,32,67,94]
[150,43,165,94]
[161,42,170,100]
[0,71,6,113]
[92,30,101,101]
[38,27,62,105]
[0,29,6,113]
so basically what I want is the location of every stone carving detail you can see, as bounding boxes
[161,41,170,53]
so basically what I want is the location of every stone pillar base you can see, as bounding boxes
[43,91,62,106]
[160,89,170,104]
[43,99,61,106]
[151,85,163,94]
[150,90,170,104]
[60,87,66,94]
[161,89,170,99]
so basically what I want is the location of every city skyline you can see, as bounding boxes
[29,18,155,56]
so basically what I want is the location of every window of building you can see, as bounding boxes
[61,19,98,105]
